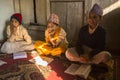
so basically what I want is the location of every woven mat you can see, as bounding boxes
[0,64,51,80]
[0,53,114,80]
[0,53,76,80]
[0,53,51,80]
[46,58,114,80]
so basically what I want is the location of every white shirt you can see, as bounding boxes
[7,25,32,44]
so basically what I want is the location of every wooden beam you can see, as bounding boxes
[33,0,37,23]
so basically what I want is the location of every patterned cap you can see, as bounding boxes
[48,13,59,25]
[90,3,103,16]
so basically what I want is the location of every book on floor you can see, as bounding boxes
[64,63,91,79]
[29,55,48,67]
[0,60,7,66]
[13,51,27,59]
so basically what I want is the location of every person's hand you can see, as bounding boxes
[50,38,58,48]
[49,29,55,37]
[78,56,88,63]
[45,43,52,47]
[12,27,17,35]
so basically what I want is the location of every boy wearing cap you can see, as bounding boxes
[34,13,68,56]
[1,13,34,53]
[65,4,112,65]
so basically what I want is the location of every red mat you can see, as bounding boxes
[46,60,76,80]
[0,53,76,80]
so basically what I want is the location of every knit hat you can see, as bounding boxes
[10,13,22,24]
[90,4,103,16]
[48,13,59,25]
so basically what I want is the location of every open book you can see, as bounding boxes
[29,56,48,66]
[64,63,91,79]
[29,51,54,66]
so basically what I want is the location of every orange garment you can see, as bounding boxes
[34,27,68,56]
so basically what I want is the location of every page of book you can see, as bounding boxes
[29,56,48,66]
[75,64,91,79]
[13,51,27,59]
[0,60,7,66]
[64,63,80,75]
[64,63,91,79]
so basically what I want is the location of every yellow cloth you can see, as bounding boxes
[45,27,68,45]
[34,41,67,56]
[34,27,68,56]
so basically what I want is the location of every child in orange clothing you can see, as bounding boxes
[34,13,68,56]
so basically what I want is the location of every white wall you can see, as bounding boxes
[0,0,50,40]
[20,0,34,24]
[0,0,14,40]
[36,0,50,25]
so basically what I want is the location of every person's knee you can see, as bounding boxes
[65,48,78,61]
[102,51,112,63]
[92,51,112,64]
[65,50,74,61]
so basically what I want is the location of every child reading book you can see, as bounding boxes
[65,4,112,65]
